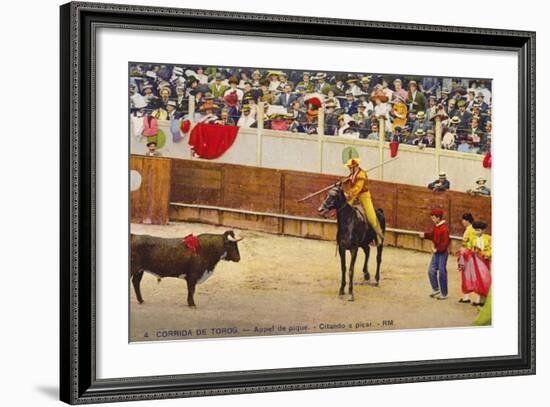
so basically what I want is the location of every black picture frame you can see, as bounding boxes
[60,1,536,404]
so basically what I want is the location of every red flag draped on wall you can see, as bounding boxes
[188,123,239,159]
[389,141,399,158]
[482,151,492,168]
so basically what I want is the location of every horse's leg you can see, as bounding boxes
[338,246,346,296]
[362,244,371,282]
[131,269,145,304]
[348,247,358,301]
[375,244,383,286]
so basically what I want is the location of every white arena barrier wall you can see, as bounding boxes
[130,117,489,192]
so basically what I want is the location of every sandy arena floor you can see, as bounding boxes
[130,222,482,342]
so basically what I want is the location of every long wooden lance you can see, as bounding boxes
[297,156,400,203]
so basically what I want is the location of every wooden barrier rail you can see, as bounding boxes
[130,156,171,225]
[167,157,491,235]
[130,156,491,251]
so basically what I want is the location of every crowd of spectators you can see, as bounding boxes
[129,64,493,155]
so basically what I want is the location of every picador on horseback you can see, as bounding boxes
[315,156,388,301]
[341,157,385,246]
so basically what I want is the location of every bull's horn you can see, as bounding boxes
[227,235,244,242]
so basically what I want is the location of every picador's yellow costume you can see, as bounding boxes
[343,158,384,245]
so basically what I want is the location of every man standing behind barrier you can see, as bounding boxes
[342,158,384,245]
[428,172,451,192]
[423,209,450,300]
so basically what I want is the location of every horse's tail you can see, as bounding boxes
[376,208,386,233]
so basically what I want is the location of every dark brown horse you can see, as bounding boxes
[318,184,385,301]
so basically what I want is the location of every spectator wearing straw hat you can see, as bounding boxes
[411,128,425,146]
[267,71,282,91]
[467,177,491,196]
[420,129,436,148]
[158,84,172,107]
[236,105,256,128]
[438,88,450,108]
[360,75,371,95]
[313,72,328,93]
[411,111,430,135]
[209,73,227,99]
[347,77,362,96]
[166,100,182,121]
[446,115,462,135]
[428,172,451,192]
[141,83,155,107]
[250,69,262,88]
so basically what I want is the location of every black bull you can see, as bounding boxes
[130,230,242,307]
[318,184,385,301]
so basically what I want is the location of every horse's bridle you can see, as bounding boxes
[330,187,348,213]
[335,199,348,213]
